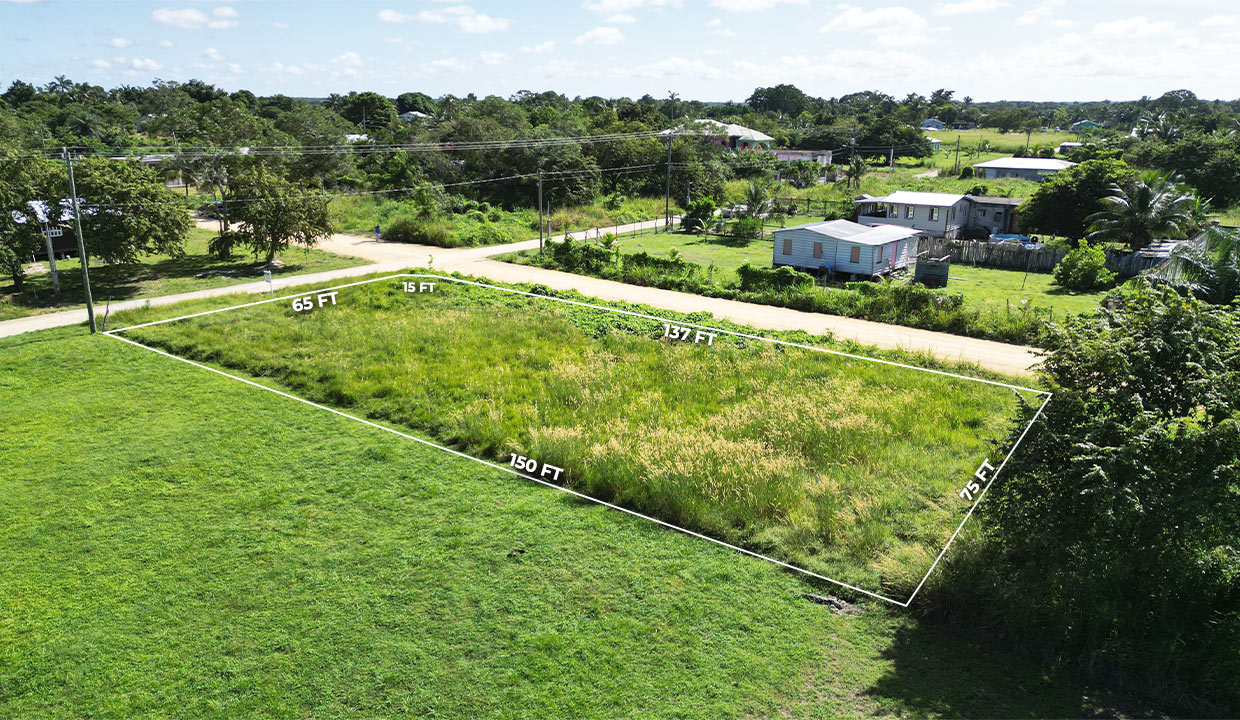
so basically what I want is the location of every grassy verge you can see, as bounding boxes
[0,228,369,322]
[0,323,1161,718]
[331,195,670,248]
[114,274,1037,596]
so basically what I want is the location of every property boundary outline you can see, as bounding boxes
[105,272,1052,608]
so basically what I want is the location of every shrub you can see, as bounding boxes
[463,222,513,247]
[958,166,975,179]
[730,217,765,239]
[682,197,717,233]
[1053,244,1117,290]
[737,264,814,292]
[942,288,1240,712]
[382,216,451,246]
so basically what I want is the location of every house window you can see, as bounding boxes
[849,246,860,263]
[930,208,940,221]
[905,206,915,219]
[995,211,1003,219]
[950,207,955,220]
[979,209,988,218]
[782,238,792,255]
[877,245,885,263]
[812,242,823,259]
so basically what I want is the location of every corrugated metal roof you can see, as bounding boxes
[861,191,966,207]
[775,219,921,246]
[973,157,1076,171]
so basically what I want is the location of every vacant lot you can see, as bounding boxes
[943,265,1107,317]
[0,326,1146,718]
[118,277,1038,597]
[0,228,368,322]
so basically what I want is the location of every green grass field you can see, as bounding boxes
[931,128,1079,154]
[0,323,1159,718]
[114,275,1039,597]
[944,265,1107,317]
[0,228,369,322]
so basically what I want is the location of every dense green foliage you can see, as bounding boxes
[1157,227,1240,304]
[941,287,1240,712]
[1086,170,1196,251]
[118,277,1030,596]
[520,239,1051,344]
[1020,159,1136,240]
[1052,245,1117,291]
[229,165,332,262]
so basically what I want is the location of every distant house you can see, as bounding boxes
[345,133,370,143]
[921,118,945,131]
[661,118,773,151]
[951,121,978,130]
[854,191,1021,239]
[769,148,833,166]
[926,136,943,152]
[972,157,1075,181]
[11,200,78,261]
[1058,141,1084,154]
[1071,120,1103,131]
[399,111,430,121]
[772,219,921,279]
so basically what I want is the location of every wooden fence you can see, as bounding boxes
[916,237,1169,278]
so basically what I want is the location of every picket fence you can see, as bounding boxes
[915,237,1168,278]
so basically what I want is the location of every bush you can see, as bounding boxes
[382,216,451,246]
[463,222,513,247]
[682,197,717,233]
[737,264,814,292]
[730,217,765,239]
[941,288,1240,712]
[958,166,975,179]
[1053,244,1117,290]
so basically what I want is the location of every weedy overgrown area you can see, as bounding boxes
[117,276,1039,597]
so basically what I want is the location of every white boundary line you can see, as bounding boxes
[106,272,1051,608]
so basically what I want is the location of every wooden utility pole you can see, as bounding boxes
[537,170,544,254]
[663,138,673,232]
[953,135,962,174]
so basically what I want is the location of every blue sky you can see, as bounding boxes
[3,0,1239,102]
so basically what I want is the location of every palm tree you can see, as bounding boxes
[1086,171,1196,252]
[835,155,867,192]
[1158,228,1240,305]
[1138,111,1182,141]
[741,181,773,220]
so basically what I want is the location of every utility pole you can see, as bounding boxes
[40,222,61,298]
[664,138,672,233]
[537,170,544,255]
[64,147,96,333]
[953,135,962,174]
[686,180,692,208]
[889,145,895,172]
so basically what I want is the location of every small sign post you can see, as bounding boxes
[264,269,273,295]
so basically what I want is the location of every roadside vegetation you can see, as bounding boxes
[0,228,367,322]
[116,277,1035,597]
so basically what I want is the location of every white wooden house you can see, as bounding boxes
[772,220,922,279]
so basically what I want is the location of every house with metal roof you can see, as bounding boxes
[972,157,1075,181]
[772,219,921,279]
[660,118,773,150]
[854,191,1023,239]
[921,118,945,131]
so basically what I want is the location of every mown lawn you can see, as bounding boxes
[935,265,1107,318]
[116,275,1040,597]
[0,228,369,322]
[0,325,1159,718]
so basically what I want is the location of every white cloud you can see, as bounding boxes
[331,51,362,67]
[1015,0,1064,26]
[712,28,736,37]
[521,40,555,53]
[479,50,508,64]
[109,37,133,48]
[573,26,624,45]
[378,9,412,22]
[152,6,237,29]
[583,0,680,13]
[266,61,305,75]
[226,63,242,73]
[932,0,1008,16]
[130,57,163,71]
[820,6,929,45]
[384,36,404,43]
[606,13,637,22]
[1091,16,1175,39]
[204,47,223,60]
[711,0,805,11]
[159,40,174,47]
[705,18,722,27]
[381,5,510,33]
[271,21,290,30]
[91,59,111,69]
[628,56,725,80]
[416,58,473,76]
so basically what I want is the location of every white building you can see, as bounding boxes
[972,157,1075,181]
[854,191,1023,239]
[772,220,921,278]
